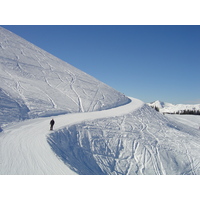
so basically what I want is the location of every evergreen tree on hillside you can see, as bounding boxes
[155,106,159,112]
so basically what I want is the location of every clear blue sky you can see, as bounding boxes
[2,25,200,104]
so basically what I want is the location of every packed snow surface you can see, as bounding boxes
[0,97,143,175]
[1,97,200,175]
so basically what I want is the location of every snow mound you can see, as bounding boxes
[0,27,130,126]
[48,102,200,175]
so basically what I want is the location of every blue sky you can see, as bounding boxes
[2,25,200,104]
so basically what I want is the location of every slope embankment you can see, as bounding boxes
[0,97,144,175]
[48,101,200,175]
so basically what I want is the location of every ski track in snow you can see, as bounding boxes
[1,97,200,175]
[46,104,200,175]
[68,71,84,112]
[1,91,200,175]
[0,97,144,175]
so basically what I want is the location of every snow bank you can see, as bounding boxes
[48,102,200,175]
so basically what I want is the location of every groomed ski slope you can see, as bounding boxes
[0,97,144,175]
[1,97,200,175]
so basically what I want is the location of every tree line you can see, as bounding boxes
[150,106,200,115]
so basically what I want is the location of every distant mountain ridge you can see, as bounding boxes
[148,100,200,114]
[0,27,130,126]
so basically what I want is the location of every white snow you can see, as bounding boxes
[166,114,200,130]
[0,26,129,126]
[1,97,200,175]
[148,100,200,114]
[1,26,200,175]
[0,97,143,175]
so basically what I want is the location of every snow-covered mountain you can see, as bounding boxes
[0,27,129,126]
[148,100,200,114]
[1,27,200,175]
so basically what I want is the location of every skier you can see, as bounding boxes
[50,119,55,130]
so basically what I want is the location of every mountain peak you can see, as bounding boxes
[153,100,165,108]
[148,100,200,114]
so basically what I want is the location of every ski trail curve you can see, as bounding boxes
[0,97,144,175]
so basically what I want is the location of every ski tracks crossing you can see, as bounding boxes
[0,97,144,175]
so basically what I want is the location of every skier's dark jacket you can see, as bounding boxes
[50,119,55,126]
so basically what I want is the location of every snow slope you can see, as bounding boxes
[1,27,200,175]
[0,97,143,175]
[166,114,200,130]
[48,103,200,175]
[0,27,129,126]
[1,97,200,175]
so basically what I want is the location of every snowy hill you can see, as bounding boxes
[47,102,200,175]
[1,97,200,175]
[1,27,200,175]
[0,27,129,126]
[148,100,200,114]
